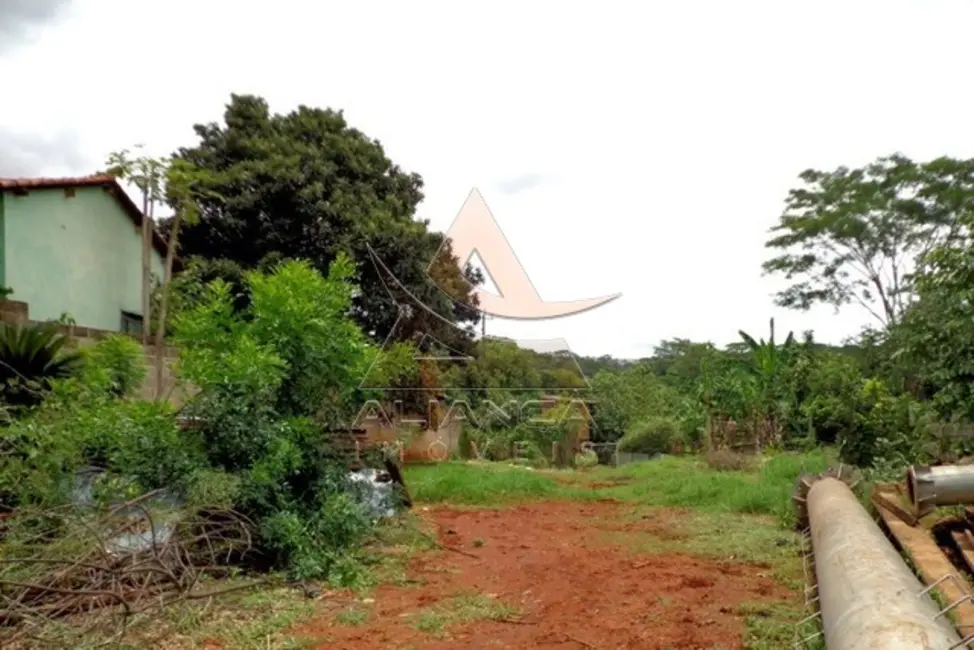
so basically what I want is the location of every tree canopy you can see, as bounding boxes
[763,154,972,327]
[169,94,481,349]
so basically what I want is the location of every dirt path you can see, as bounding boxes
[296,500,794,649]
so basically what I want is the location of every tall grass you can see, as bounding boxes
[405,462,562,505]
[403,450,833,526]
[591,449,831,526]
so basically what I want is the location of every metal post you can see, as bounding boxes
[796,472,963,649]
[908,465,974,519]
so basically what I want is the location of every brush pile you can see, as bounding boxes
[0,489,257,647]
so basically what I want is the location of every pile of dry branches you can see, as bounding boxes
[0,489,258,647]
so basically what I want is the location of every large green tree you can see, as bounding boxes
[897,238,974,420]
[763,154,972,328]
[169,94,481,348]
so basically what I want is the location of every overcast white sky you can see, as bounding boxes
[3,0,974,359]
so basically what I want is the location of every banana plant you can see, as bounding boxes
[737,318,797,445]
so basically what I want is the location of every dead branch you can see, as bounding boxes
[0,499,257,647]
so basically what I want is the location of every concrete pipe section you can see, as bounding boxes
[908,465,974,519]
[794,467,963,649]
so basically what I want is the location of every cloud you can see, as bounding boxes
[0,0,73,56]
[496,172,545,195]
[0,127,92,177]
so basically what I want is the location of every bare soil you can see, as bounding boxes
[296,501,793,649]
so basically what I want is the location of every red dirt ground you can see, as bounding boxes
[296,500,794,650]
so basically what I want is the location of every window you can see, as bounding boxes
[121,311,142,335]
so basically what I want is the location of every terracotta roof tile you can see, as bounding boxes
[0,175,117,190]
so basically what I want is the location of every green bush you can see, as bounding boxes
[574,450,598,468]
[0,363,205,511]
[0,257,389,583]
[83,335,146,398]
[171,257,380,580]
[836,378,925,467]
[618,417,679,455]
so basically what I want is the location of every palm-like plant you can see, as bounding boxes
[738,318,795,380]
[0,323,84,408]
[737,318,797,446]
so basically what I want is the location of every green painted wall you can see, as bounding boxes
[1,186,164,331]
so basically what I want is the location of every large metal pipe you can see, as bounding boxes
[908,465,974,519]
[797,473,962,649]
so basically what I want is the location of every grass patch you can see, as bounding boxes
[410,591,521,637]
[334,606,370,626]
[405,451,834,529]
[114,583,316,650]
[568,449,833,527]
[739,601,823,650]
[601,508,804,588]
[405,461,566,505]
[358,513,439,588]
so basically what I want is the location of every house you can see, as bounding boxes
[0,176,166,334]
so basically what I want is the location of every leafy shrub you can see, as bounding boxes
[837,378,924,467]
[791,353,863,445]
[171,257,380,580]
[154,256,251,332]
[83,335,146,398]
[511,439,550,467]
[0,323,83,408]
[459,426,489,459]
[184,468,242,509]
[0,364,205,512]
[590,366,693,442]
[618,417,679,456]
[245,257,371,423]
[574,450,598,469]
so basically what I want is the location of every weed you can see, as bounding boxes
[739,602,824,650]
[335,607,369,626]
[410,591,521,637]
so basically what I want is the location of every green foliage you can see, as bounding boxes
[791,352,863,444]
[574,450,598,468]
[0,367,200,510]
[83,335,146,398]
[405,462,563,505]
[619,417,679,456]
[762,154,970,327]
[837,378,927,468]
[245,256,369,423]
[1,254,395,581]
[898,241,974,420]
[172,257,378,578]
[170,93,481,347]
[0,323,83,408]
[441,338,542,404]
[591,364,695,443]
[154,256,250,329]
